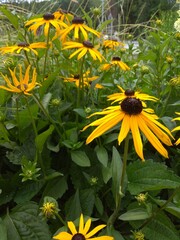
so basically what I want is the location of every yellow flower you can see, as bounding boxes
[102,39,124,49]
[63,71,99,88]
[59,16,100,41]
[107,86,158,105]
[170,76,180,86]
[25,13,67,37]
[0,42,47,55]
[101,57,130,71]
[53,214,113,240]
[63,41,103,62]
[82,92,173,161]
[135,193,148,204]
[53,8,73,25]
[40,202,57,219]
[166,56,173,63]
[172,112,180,145]
[0,65,39,95]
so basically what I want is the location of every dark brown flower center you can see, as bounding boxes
[121,97,142,115]
[72,16,84,24]
[112,56,121,61]
[125,89,135,96]
[18,42,30,47]
[83,41,94,48]
[109,38,117,42]
[74,74,80,79]
[72,233,86,240]
[43,13,55,20]
[17,84,28,90]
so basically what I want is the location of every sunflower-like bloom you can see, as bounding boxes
[107,86,158,105]
[25,13,67,37]
[0,42,47,55]
[63,71,99,88]
[172,112,180,145]
[82,91,173,161]
[53,214,113,240]
[59,16,100,41]
[0,65,39,95]
[101,57,130,71]
[103,39,124,49]
[63,41,103,62]
[53,8,73,25]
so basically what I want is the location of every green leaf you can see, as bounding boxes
[14,180,45,204]
[80,189,95,216]
[3,202,51,240]
[95,196,104,215]
[111,146,123,204]
[0,6,19,29]
[71,150,90,167]
[127,160,180,194]
[95,145,108,167]
[143,211,180,240]
[35,125,54,153]
[43,176,68,200]
[119,208,150,221]
[0,218,7,240]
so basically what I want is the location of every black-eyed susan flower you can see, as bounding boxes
[0,65,39,95]
[53,9,73,25]
[82,91,173,161]
[101,57,130,71]
[25,13,67,37]
[172,112,180,145]
[59,16,100,41]
[107,86,158,105]
[53,214,113,240]
[0,42,47,55]
[63,71,99,88]
[63,41,103,62]
[102,39,124,49]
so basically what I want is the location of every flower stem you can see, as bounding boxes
[54,212,66,226]
[43,27,51,78]
[107,133,130,227]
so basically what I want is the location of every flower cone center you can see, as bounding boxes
[18,42,30,47]
[125,89,135,96]
[43,13,55,20]
[83,41,94,48]
[112,56,121,61]
[72,17,84,24]
[121,97,142,115]
[72,233,86,240]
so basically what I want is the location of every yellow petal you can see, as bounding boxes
[85,224,106,238]
[53,232,72,240]
[79,214,84,234]
[118,114,130,145]
[67,221,77,235]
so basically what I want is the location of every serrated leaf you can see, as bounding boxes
[143,211,180,240]
[71,150,90,167]
[127,160,180,194]
[3,202,51,240]
[95,145,108,167]
[35,125,54,153]
[119,208,150,221]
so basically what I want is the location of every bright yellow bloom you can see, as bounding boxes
[82,92,173,161]
[101,57,130,71]
[103,39,124,49]
[53,8,73,25]
[59,16,100,41]
[0,42,47,55]
[107,86,158,105]
[53,214,113,240]
[63,41,103,62]
[0,65,39,95]
[172,112,180,145]
[63,71,99,88]
[25,13,67,37]
[40,202,57,219]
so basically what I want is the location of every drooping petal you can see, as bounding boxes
[118,114,130,144]
[130,115,144,161]
[79,25,88,40]
[88,236,113,240]
[69,48,84,59]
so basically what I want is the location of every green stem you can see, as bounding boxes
[138,187,180,230]
[54,212,66,226]
[107,133,130,227]
[32,93,61,137]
